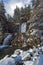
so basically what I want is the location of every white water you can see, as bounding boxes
[3,34,12,45]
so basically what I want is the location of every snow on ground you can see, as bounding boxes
[0,47,43,65]
[24,61,33,65]
[0,56,15,65]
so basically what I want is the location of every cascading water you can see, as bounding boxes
[0,34,13,49]
[0,34,13,54]
[3,34,13,45]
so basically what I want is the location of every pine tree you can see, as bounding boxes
[32,0,40,8]
[0,0,5,15]
[20,7,25,17]
[25,5,31,20]
[13,6,20,23]
[0,0,8,33]
[20,5,31,21]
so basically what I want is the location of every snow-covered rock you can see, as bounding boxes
[24,61,33,65]
[0,47,43,65]
[0,56,15,65]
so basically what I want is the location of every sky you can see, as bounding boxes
[3,0,31,17]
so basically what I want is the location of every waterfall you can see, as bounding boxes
[3,34,13,45]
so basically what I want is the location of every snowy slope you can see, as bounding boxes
[0,48,43,65]
[0,56,15,65]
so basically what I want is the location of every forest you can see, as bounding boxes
[0,0,43,61]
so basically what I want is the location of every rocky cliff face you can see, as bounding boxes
[28,1,43,46]
[0,22,3,43]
